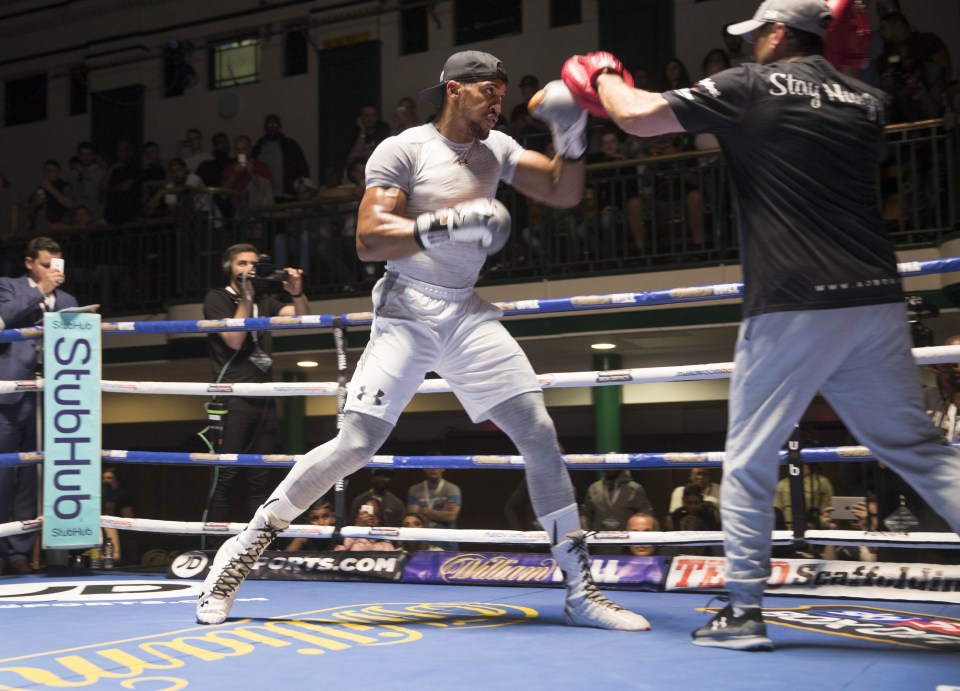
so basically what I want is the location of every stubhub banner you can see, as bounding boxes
[42,311,101,549]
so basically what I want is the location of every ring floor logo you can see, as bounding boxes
[0,579,202,604]
[698,604,960,651]
[0,601,538,689]
[170,550,210,579]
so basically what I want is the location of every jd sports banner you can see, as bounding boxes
[42,311,101,548]
[169,550,409,582]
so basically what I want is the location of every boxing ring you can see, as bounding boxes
[3,259,960,690]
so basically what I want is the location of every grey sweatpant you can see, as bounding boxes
[722,302,960,607]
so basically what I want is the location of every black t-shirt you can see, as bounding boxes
[45,179,73,222]
[103,163,143,224]
[665,56,902,317]
[203,287,285,386]
[102,483,132,514]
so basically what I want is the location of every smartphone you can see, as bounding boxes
[359,504,374,515]
[830,496,864,521]
[238,153,248,166]
[50,257,64,273]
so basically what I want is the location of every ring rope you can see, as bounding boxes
[5,515,959,551]
[0,255,955,344]
[4,344,960,397]
[4,444,957,470]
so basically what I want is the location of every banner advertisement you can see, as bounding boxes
[404,551,664,590]
[168,550,408,583]
[42,311,101,549]
[665,555,960,604]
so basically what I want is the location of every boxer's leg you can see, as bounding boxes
[488,392,650,631]
[196,410,395,625]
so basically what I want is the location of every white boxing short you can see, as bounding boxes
[344,272,541,424]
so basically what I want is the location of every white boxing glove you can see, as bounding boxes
[414,198,511,255]
[528,79,588,160]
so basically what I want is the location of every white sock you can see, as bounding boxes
[261,488,300,525]
[539,503,581,544]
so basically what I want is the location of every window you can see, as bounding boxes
[454,0,521,45]
[400,0,428,55]
[4,73,47,126]
[550,0,581,28]
[284,25,309,76]
[209,36,260,89]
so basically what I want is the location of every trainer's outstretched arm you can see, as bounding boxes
[596,73,686,138]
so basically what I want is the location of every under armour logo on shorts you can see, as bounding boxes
[357,386,385,405]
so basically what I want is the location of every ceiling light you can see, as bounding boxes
[590,342,616,350]
[297,360,319,368]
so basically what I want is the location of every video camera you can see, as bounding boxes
[249,253,289,294]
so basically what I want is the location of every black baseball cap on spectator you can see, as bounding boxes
[420,51,509,108]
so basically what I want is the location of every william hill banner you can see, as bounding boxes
[404,551,664,591]
[42,311,101,549]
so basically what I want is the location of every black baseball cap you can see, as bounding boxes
[420,51,509,108]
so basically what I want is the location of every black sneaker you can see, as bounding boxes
[691,604,774,651]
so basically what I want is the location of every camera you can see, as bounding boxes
[251,253,289,294]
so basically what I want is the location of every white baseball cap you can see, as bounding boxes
[727,0,833,42]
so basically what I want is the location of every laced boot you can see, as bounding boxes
[541,504,650,631]
[196,505,287,625]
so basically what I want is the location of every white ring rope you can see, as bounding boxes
[5,516,959,550]
[3,344,960,397]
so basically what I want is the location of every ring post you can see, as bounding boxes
[42,311,101,550]
[593,352,622,453]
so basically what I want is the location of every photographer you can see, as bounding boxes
[202,243,309,534]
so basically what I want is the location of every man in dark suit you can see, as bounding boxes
[0,236,78,574]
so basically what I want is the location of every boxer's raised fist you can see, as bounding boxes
[529,80,588,159]
[561,52,634,118]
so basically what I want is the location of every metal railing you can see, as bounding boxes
[2,119,956,316]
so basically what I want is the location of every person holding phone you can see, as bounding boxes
[334,497,396,552]
[820,493,879,561]
[221,135,274,217]
[144,158,211,219]
[348,468,406,527]
[29,160,73,235]
[0,237,79,574]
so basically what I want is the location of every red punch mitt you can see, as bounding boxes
[824,0,871,71]
[561,52,634,118]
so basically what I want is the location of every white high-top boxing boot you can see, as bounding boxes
[196,504,288,625]
[543,504,651,631]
